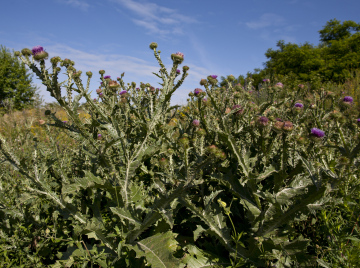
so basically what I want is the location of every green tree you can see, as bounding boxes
[319,18,360,44]
[0,45,38,111]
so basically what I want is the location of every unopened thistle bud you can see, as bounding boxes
[183,66,189,72]
[199,79,208,86]
[108,80,119,89]
[50,56,61,65]
[149,42,158,50]
[99,70,105,75]
[228,75,235,81]
[232,105,243,115]
[282,121,293,132]
[178,137,190,148]
[257,116,269,127]
[273,121,284,132]
[196,128,206,136]
[21,48,32,56]
[73,70,82,78]
[158,157,169,168]
[86,71,93,77]
[14,51,21,57]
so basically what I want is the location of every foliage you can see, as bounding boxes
[0,45,39,112]
[1,43,360,267]
[222,19,360,88]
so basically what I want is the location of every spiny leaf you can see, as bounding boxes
[127,231,180,268]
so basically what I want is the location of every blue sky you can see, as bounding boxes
[1,0,359,105]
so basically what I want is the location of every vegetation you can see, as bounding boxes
[0,45,39,112]
[221,19,360,88]
[0,38,360,267]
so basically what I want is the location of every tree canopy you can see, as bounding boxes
[222,19,360,88]
[0,45,38,111]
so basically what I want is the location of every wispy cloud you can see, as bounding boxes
[246,13,285,29]
[56,0,90,11]
[110,0,196,36]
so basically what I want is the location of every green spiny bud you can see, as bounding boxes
[183,66,189,72]
[149,42,158,49]
[21,48,32,56]
[14,51,21,57]
[50,56,61,65]
[228,75,235,81]
[99,70,105,75]
[73,70,82,78]
[178,137,189,148]
[86,71,93,77]
[199,79,208,86]
[131,82,136,87]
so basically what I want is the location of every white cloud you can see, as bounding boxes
[56,0,90,11]
[110,0,197,36]
[246,13,285,29]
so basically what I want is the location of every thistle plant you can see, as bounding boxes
[1,43,360,267]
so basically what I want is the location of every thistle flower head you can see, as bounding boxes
[171,52,184,64]
[294,103,304,108]
[311,128,325,138]
[119,90,127,95]
[263,78,270,83]
[32,46,48,61]
[194,88,203,96]
[258,116,269,127]
[283,121,294,132]
[104,75,111,79]
[21,48,32,56]
[176,69,181,74]
[343,96,353,103]
[192,119,200,127]
[210,75,217,79]
[32,46,44,55]
[275,82,283,88]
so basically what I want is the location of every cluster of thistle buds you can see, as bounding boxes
[207,145,226,160]
[272,119,294,133]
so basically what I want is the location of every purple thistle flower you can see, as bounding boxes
[343,96,353,103]
[119,90,127,95]
[263,78,270,83]
[192,119,200,127]
[258,116,269,126]
[104,75,111,79]
[275,82,283,88]
[357,118,360,124]
[294,103,304,108]
[175,52,184,58]
[210,75,218,79]
[97,134,102,140]
[31,46,44,55]
[194,88,203,96]
[63,121,67,124]
[99,92,103,97]
[203,98,207,102]
[311,128,325,138]
[176,69,181,74]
